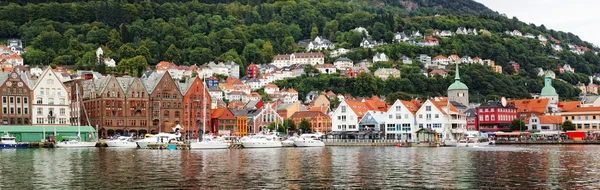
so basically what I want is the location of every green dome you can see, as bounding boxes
[448,81,469,90]
[540,86,558,96]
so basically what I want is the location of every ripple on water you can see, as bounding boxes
[1,145,600,189]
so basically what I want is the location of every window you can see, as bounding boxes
[402,124,411,131]
[60,99,65,105]
[10,108,14,114]
[426,114,432,120]
[48,118,55,124]
[433,123,442,128]
[57,91,61,96]
[48,98,54,105]
[419,114,423,119]
[389,114,392,119]
[37,118,44,124]
[37,108,42,114]
[40,89,44,95]
[9,97,13,103]
[341,106,346,113]
[24,108,28,114]
[396,106,401,111]
[419,124,423,128]
[387,124,396,131]
[426,106,431,111]
[59,118,67,124]
[16,97,20,104]
[36,98,42,104]
[2,97,5,103]
[435,114,439,119]
[396,114,401,119]
[2,107,6,114]
[17,108,21,114]
[491,115,495,120]
[60,108,65,116]
[427,124,432,128]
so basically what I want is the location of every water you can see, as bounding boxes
[1,145,599,189]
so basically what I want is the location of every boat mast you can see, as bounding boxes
[202,76,206,142]
[76,82,81,139]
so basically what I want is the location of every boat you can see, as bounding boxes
[281,136,296,147]
[190,135,230,149]
[136,133,182,149]
[294,132,325,147]
[55,136,97,148]
[242,132,282,148]
[105,136,138,148]
[456,132,491,147]
[56,83,98,148]
[0,132,28,149]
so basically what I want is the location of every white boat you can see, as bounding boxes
[105,136,138,148]
[136,133,182,149]
[190,136,230,149]
[282,136,296,147]
[0,132,28,149]
[294,132,325,147]
[55,137,97,148]
[242,133,282,148]
[456,132,492,147]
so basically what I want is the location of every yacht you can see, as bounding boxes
[281,136,296,147]
[242,133,282,148]
[294,132,325,147]
[55,136,97,148]
[0,133,28,149]
[105,136,138,148]
[190,135,230,149]
[136,133,182,149]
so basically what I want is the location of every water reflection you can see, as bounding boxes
[1,146,600,189]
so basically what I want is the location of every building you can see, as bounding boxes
[334,57,353,70]
[142,72,183,133]
[476,101,518,132]
[374,68,400,80]
[432,55,448,67]
[314,64,337,74]
[415,99,466,140]
[373,53,389,63]
[330,48,350,57]
[210,108,236,135]
[290,111,332,132]
[0,71,32,125]
[307,36,334,51]
[360,38,377,48]
[384,100,418,140]
[231,108,261,136]
[417,54,432,66]
[252,103,283,133]
[180,76,212,137]
[465,108,478,131]
[331,100,369,133]
[525,114,562,131]
[394,32,409,42]
[358,111,387,138]
[400,56,412,64]
[273,53,325,68]
[447,65,469,107]
[539,72,559,113]
[246,63,258,78]
[32,67,71,126]
[560,107,600,132]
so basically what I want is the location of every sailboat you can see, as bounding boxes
[55,83,97,148]
[190,76,230,149]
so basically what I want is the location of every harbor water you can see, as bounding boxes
[1,145,599,189]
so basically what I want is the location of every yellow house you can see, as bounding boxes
[561,107,600,131]
[310,95,330,107]
[277,101,307,119]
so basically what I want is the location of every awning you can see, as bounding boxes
[534,131,560,136]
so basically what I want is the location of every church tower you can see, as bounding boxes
[540,72,559,113]
[448,64,469,106]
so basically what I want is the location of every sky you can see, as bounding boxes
[475,0,600,46]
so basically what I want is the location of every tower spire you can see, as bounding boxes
[454,64,460,81]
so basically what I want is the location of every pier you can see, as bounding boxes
[323,139,416,147]
[496,140,600,145]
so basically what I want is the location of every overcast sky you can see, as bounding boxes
[475,0,600,46]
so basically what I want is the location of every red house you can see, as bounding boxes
[246,62,259,78]
[477,101,518,132]
[210,108,236,135]
[465,108,478,131]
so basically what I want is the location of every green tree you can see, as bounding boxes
[310,26,319,40]
[116,56,148,77]
[118,44,136,59]
[136,45,151,60]
[330,96,341,108]
[262,41,274,63]
[164,44,182,63]
[345,30,363,48]
[282,36,295,54]
[372,22,387,41]
[562,120,576,132]
[242,43,262,64]
[283,119,296,133]
[510,118,525,131]
[299,119,312,133]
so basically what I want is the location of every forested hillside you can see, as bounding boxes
[0,0,596,101]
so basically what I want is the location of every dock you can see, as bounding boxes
[496,140,600,145]
[323,139,413,147]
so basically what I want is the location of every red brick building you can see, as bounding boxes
[181,76,212,136]
[143,72,183,134]
[210,108,236,135]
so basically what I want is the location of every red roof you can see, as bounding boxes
[156,61,177,70]
[507,99,549,114]
[429,69,447,75]
[8,53,21,59]
[433,55,447,60]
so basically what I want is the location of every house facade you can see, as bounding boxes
[273,53,325,68]
[32,67,71,126]
[0,71,32,125]
[384,100,418,140]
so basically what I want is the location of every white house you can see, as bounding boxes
[353,27,369,36]
[456,27,468,35]
[414,99,466,141]
[330,48,350,57]
[332,100,369,132]
[524,33,535,39]
[208,86,224,101]
[360,38,377,48]
[314,64,337,74]
[563,64,575,73]
[307,36,335,51]
[552,44,563,52]
[432,55,449,66]
[32,67,71,126]
[334,57,354,70]
[526,114,562,131]
[373,53,389,63]
[273,53,325,68]
[417,54,431,66]
[264,83,279,95]
[394,32,409,42]
[384,100,418,141]
[400,55,412,64]
[460,56,473,64]
[207,62,229,76]
[538,35,547,42]
[435,30,453,37]
[411,31,422,38]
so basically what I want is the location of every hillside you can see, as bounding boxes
[0,0,596,101]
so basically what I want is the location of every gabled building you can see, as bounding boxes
[290,111,331,132]
[384,100,418,140]
[252,102,283,133]
[315,64,337,74]
[210,108,236,135]
[477,101,518,132]
[180,76,212,136]
[142,71,183,133]
[374,68,400,80]
[307,36,335,51]
[447,65,469,107]
[415,99,466,140]
[331,100,371,132]
[360,38,378,48]
[273,53,325,68]
[373,53,389,63]
[0,71,33,125]
[525,114,562,131]
[334,57,353,70]
[32,67,71,126]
